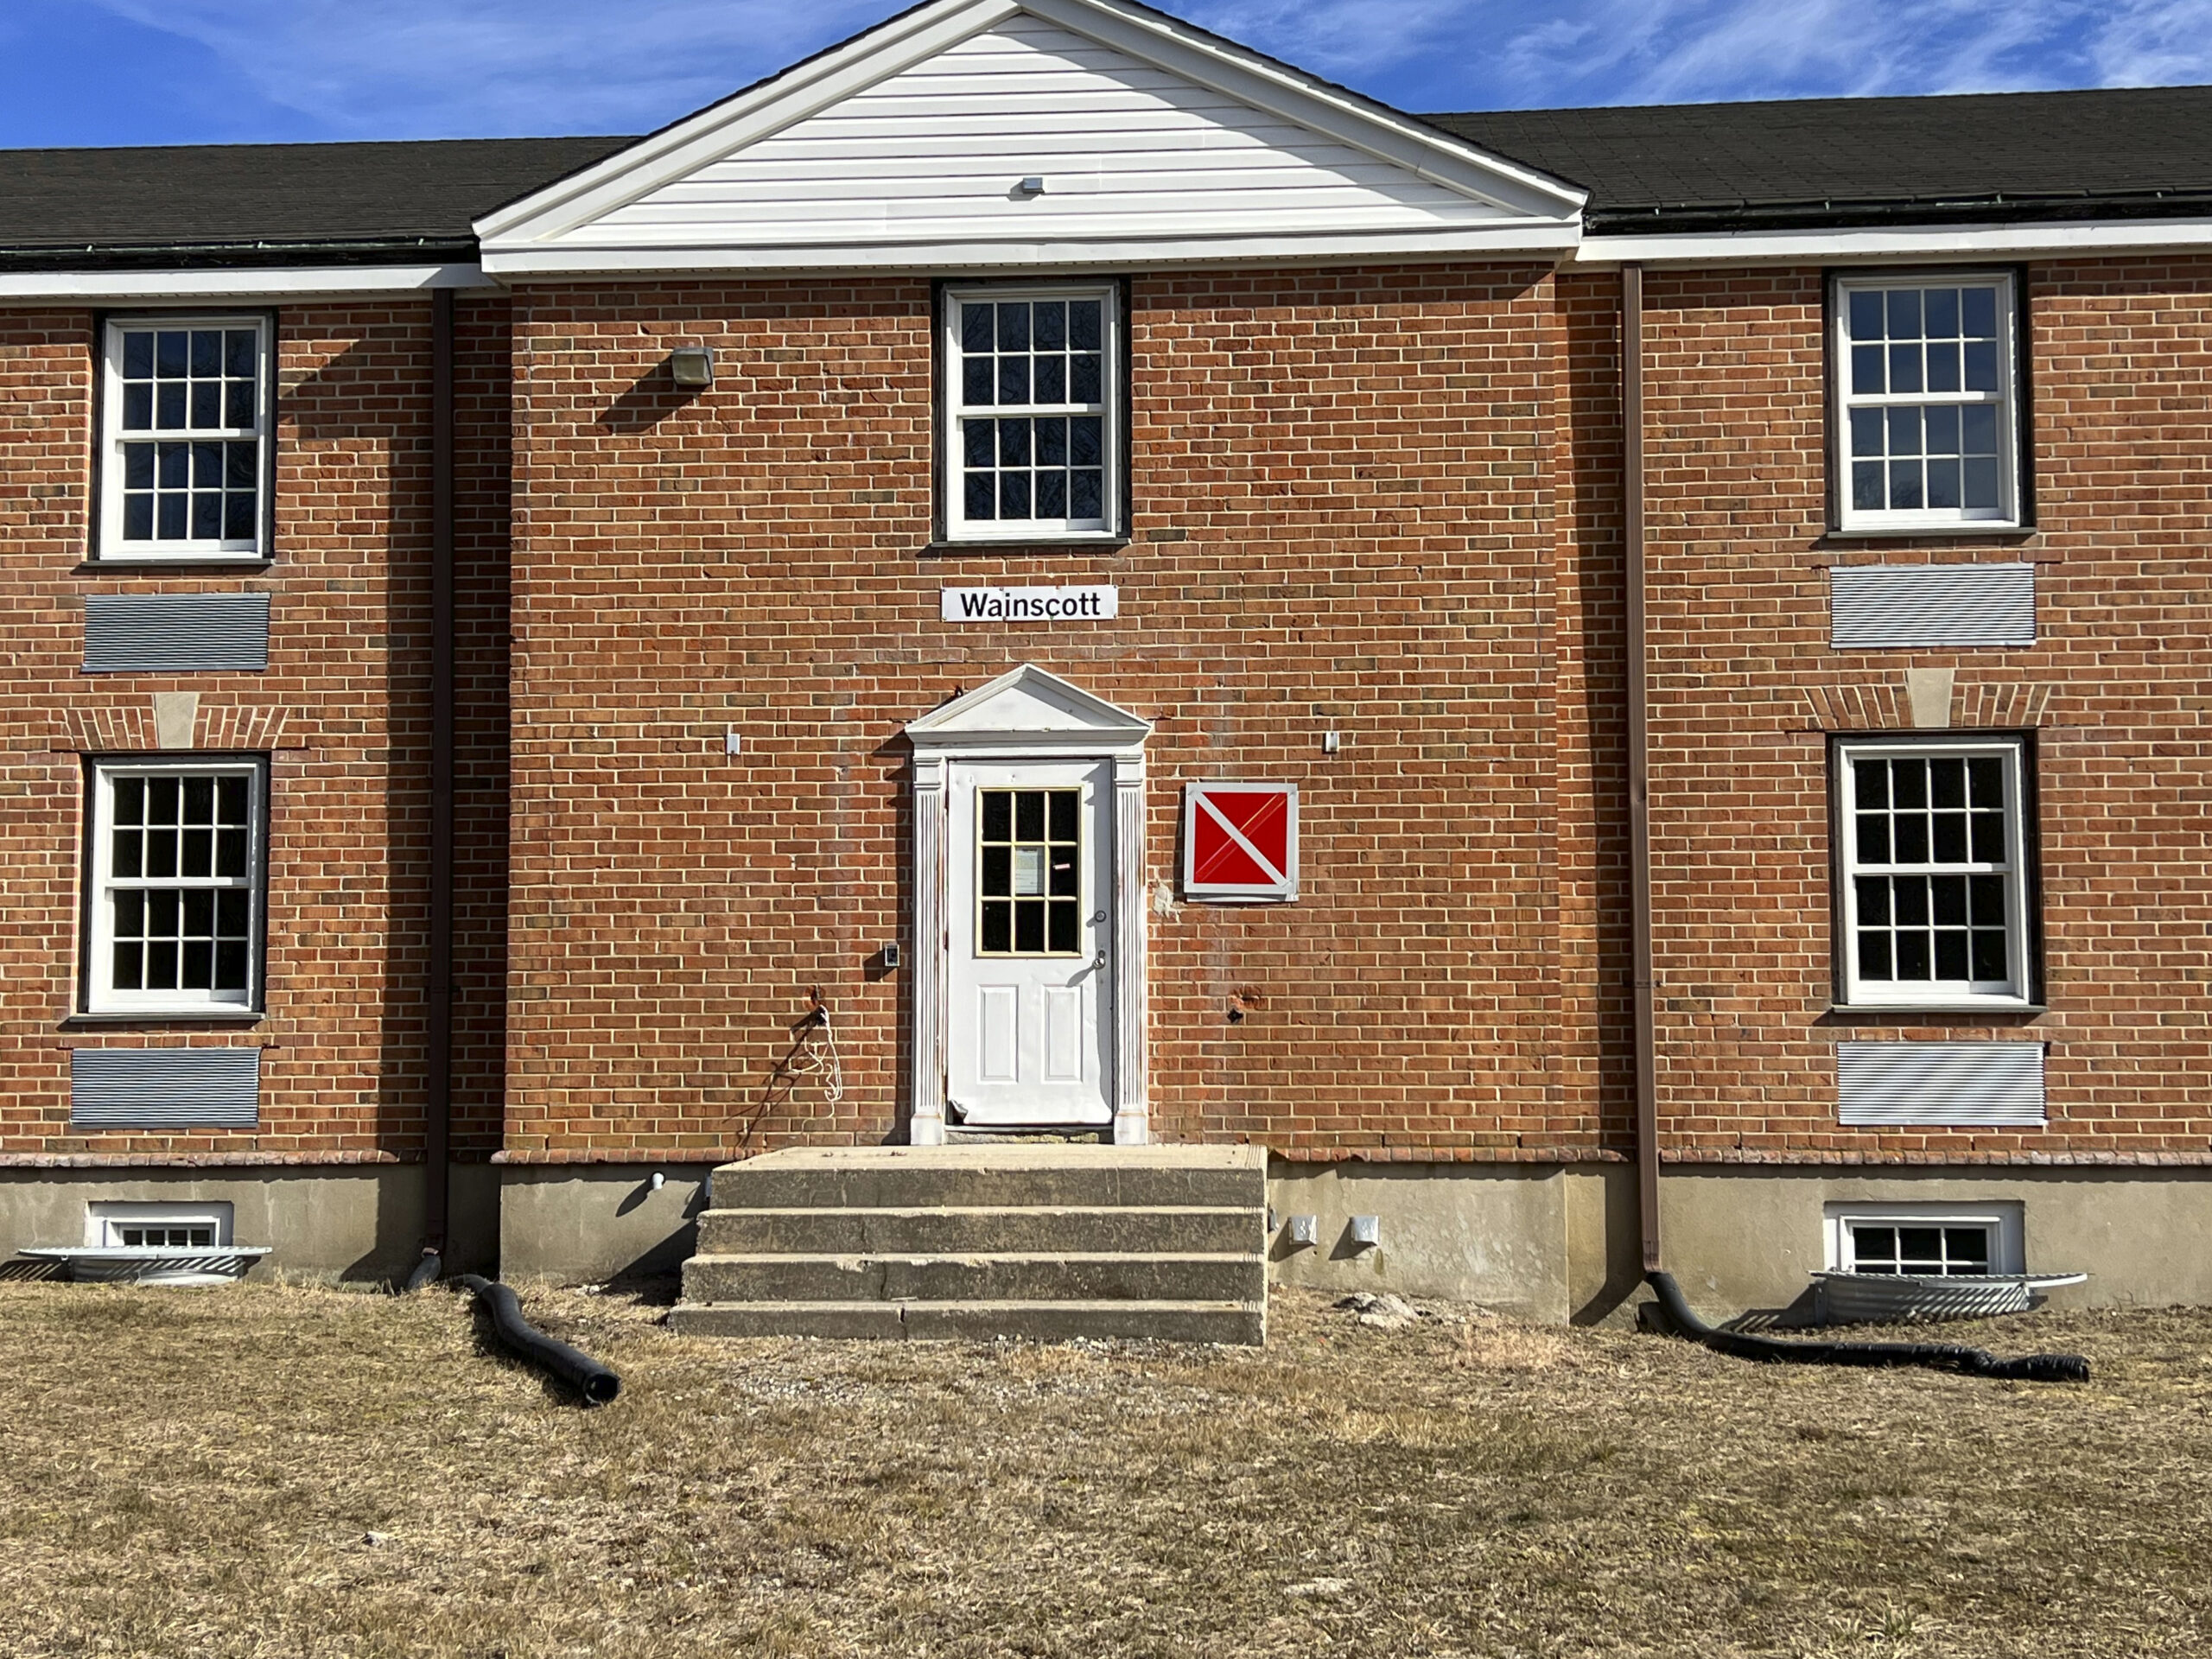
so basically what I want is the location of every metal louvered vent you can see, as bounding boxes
[1837,1040,2045,1126]
[69,1047,261,1128]
[1829,563,2034,650]
[84,594,270,674]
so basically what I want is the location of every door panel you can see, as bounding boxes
[946,760,1113,1125]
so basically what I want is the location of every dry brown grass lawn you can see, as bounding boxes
[3,1280,2210,1658]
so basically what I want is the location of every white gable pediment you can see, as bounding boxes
[907,664,1151,754]
[478,0,1584,275]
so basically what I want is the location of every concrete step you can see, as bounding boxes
[709,1145,1266,1213]
[681,1250,1266,1306]
[667,1298,1266,1345]
[696,1205,1261,1257]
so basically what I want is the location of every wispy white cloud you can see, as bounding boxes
[59,0,2212,146]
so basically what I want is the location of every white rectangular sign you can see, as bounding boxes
[941,586,1119,624]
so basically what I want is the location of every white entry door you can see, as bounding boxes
[945,760,1115,1126]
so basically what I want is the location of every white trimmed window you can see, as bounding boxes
[99,315,272,561]
[943,284,1120,543]
[1835,736,2034,1009]
[1835,273,2019,531]
[86,1201,235,1248]
[1826,1203,2022,1277]
[85,760,266,1014]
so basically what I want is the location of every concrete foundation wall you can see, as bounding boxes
[1265,1160,1574,1320]
[0,1165,496,1282]
[1658,1166,2212,1321]
[498,1165,716,1284]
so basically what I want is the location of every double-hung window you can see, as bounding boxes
[98,315,273,562]
[1833,735,2037,1009]
[1834,273,2021,531]
[84,759,267,1015]
[941,283,1122,543]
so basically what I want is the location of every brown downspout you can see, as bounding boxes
[1622,264,1661,1273]
[424,286,457,1260]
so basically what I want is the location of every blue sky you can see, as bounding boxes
[3,0,2209,149]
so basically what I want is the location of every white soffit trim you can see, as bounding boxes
[1577,217,2212,267]
[0,264,495,302]
[475,0,1584,275]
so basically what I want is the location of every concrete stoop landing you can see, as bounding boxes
[668,1144,1268,1344]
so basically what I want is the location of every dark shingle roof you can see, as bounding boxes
[0,136,627,267]
[5,83,2212,263]
[1428,85,2212,232]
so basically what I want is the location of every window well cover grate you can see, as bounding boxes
[1829,563,2033,650]
[1836,1039,2044,1126]
[84,594,270,674]
[70,1046,260,1128]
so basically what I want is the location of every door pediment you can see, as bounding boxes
[908,664,1150,756]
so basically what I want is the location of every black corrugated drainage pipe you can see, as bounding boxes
[454,1274,622,1405]
[1647,1271,2088,1383]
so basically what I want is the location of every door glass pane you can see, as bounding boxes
[977,787,1082,957]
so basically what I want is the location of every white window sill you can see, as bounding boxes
[67,1009,264,1026]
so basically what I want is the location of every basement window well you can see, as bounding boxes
[87,1201,232,1249]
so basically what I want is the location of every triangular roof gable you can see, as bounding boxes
[477,0,1585,275]
[906,664,1152,751]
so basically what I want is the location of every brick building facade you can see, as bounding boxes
[6,0,2212,1323]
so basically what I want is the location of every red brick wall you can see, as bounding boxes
[1637,257,2212,1163]
[0,296,511,1166]
[502,266,1602,1161]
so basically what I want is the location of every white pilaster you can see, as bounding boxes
[909,753,949,1146]
[1111,753,1149,1146]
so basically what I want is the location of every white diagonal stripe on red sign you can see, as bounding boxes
[1195,791,1285,886]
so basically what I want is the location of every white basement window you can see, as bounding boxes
[942,284,1120,543]
[99,315,272,562]
[1834,273,2020,532]
[84,760,267,1015]
[1834,736,2035,1009]
[85,1201,234,1249]
[1825,1202,2023,1277]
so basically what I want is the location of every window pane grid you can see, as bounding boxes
[99,768,257,1002]
[1848,1223,1994,1276]
[951,293,1110,533]
[1845,747,2021,999]
[1840,281,2010,521]
[977,787,1083,957]
[109,321,265,554]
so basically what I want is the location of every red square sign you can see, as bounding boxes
[1183,782,1298,903]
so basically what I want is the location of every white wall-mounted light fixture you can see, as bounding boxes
[1321,731,1341,755]
[1287,1214,1319,1248]
[1350,1215,1381,1249]
[670,346,715,388]
[723,727,742,756]
[1014,176,1046,198]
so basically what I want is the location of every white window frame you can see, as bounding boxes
[941,282,1122,544]
[84,759,267,1016]
[1834,270,2021,533]
[86,1201,234,1249]
[1834,735,2034,1011]
[97,312,273,563]
[1823,1201,2023,1276]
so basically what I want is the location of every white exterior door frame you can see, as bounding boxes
[906,664,1151,1147]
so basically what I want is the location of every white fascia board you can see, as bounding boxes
[475,0,1019,246]
[482,219,1580,278]
[1576,217,2212,268]
[476,0,1583,258]
[0,263,494,303]
[1016,0,1583,221]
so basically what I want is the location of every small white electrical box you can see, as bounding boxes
[1350,1215,1382,1248]
[1287,1214,1319,1247]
